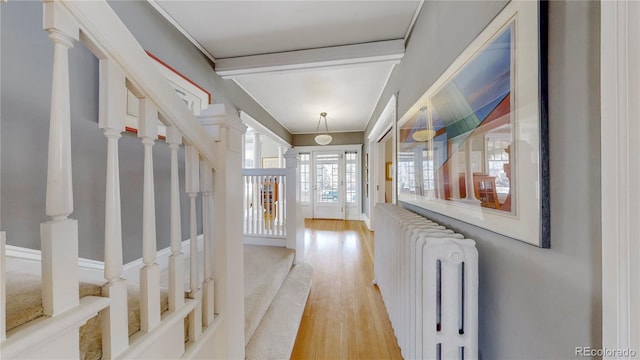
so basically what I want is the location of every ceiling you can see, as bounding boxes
[151,0,423,136]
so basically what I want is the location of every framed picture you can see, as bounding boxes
[396,1,549,247]
[261,157,279,168]
[386,162,393,181]
[125,51,212,138]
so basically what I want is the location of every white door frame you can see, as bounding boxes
[601,1,640,357]
[295,144,362,220]
[367,95,397,230]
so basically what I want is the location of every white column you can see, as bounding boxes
[284,149,303,263]
[138,99,161,332]
[185,144,202,341]
[278,145,286,168]
[252,131,261,168]
[200,160,215,326]
[167,126,185,312]
[463,138,480,203]
[199,104,247,359]
[98,58,129,358]
[41,2,80,317]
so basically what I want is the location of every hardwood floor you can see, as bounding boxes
[291,219,403,360]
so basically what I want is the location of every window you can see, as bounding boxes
[422,150,435,199]
[486,137,511,195]
[345,152,357,203]
[244,134,254,168]
[398,151,416,193]
[299,153,310,202]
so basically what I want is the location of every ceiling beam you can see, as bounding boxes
[215,40,405,79]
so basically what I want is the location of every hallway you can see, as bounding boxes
[291,219,402,359]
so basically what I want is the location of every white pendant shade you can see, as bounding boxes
[314,112,332,145]
[412,129,436,142]
[315,134,333,145]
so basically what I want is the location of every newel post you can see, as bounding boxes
[41,0,80,317]
[284,148,304,263]
[198,104,247,359]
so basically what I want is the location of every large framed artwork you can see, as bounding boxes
[125,51,211,138]
[396,1,549,247]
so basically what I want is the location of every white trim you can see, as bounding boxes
[295,144,362,153]
[5,235,204,284]
[243,236,286,247]
[368,94,397,141]
[240,111,291,147]
[146,0,217,64]
[216,40,404,79]
[601,1,640,357]
[403,1,425,43]
[368,95,397,229]
[361,213,371,230]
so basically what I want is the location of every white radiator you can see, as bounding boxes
[374,204,478,360]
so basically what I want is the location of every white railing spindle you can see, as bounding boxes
[167,126,185,312]
[41,1,80,317]
[138,98,161,332]
[185,145,202,341]
[99,58,129,358]
[200,160,215,326]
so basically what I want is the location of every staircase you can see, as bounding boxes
[244,245,312,359]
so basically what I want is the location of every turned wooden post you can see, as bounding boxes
[167,126,185,312]
[99,58,129,359]
[41,1,80,317]
[138,98,161,332]
[185,144,202,341]
[200,160,215,326]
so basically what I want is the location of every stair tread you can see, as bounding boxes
[244,245,295,345]
[246,262,313,360]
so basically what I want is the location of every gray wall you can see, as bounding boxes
[293,131,364,146]
[0,1,289,262]
[107,1,292,145]
[365,1,601,358]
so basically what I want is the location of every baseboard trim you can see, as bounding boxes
[361,213,371,230]
[243,236,286,247]
[5,234,204,283]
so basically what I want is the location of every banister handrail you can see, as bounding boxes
[57,0,216,165]
[242,168,287,176]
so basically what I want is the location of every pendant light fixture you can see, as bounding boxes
[314,112,332,145]
[412,106,436,142]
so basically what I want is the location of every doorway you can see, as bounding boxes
[313,151,345,219]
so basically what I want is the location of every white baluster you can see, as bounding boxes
[167,126,185,312]
[138,98,161,332]
[99,58,129,358]
[185,145,202,341]
[200,160,215,326]
[41,2,79,317]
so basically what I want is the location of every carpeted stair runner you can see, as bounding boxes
[245,261,313,360]
[244,245,295,345]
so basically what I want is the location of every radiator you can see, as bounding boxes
[374,204,478,360]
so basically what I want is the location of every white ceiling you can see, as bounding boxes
[152,0,422,135]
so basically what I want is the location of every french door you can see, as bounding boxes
[313,151,345,219]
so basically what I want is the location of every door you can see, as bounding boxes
[313,151,345,219]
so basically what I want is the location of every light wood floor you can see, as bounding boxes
[291,219,402,360]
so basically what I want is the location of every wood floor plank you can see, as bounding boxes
[291,219,403,360]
